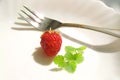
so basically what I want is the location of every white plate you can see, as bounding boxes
[0,0,120,80]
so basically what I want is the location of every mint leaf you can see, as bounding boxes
[65,46,76,54]
[53,55,64,67]
[64,52,74,61]
[53,46,86,73]
[64,61,77,73]
[76,46,86,54]
[74,53,84,64]
[79,46,86,50]
[77,46,86,51]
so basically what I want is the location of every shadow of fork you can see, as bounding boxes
[11,22,40,31]
[60,31,120,53]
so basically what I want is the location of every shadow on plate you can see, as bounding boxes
[11,27,39,31]
[49,67,63,72]
[32,47,54,66]
[11,22,39,31]
[60,31,120,53]
[33,47,63,72]
[101,0,120,8]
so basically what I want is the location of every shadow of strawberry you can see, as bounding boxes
[32,47,54,65]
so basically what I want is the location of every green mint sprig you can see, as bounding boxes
[53,46,86,73]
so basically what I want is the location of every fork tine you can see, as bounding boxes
[21,10,36,22]
[18,13,32,24]
[18,13,39,27]
[23,6,43,21]
[18,13,41,30]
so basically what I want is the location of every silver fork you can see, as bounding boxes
[18,6,120,38]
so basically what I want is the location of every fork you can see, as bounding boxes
[18,6,120,38]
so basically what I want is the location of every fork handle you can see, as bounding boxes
[61,23,120,38]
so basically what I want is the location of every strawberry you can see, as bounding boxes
[40,30,62,57]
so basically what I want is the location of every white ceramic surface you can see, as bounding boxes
[0,0,120,80]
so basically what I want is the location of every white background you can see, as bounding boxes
[0,0,120,80]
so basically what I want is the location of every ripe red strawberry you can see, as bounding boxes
[40,30,62,57]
